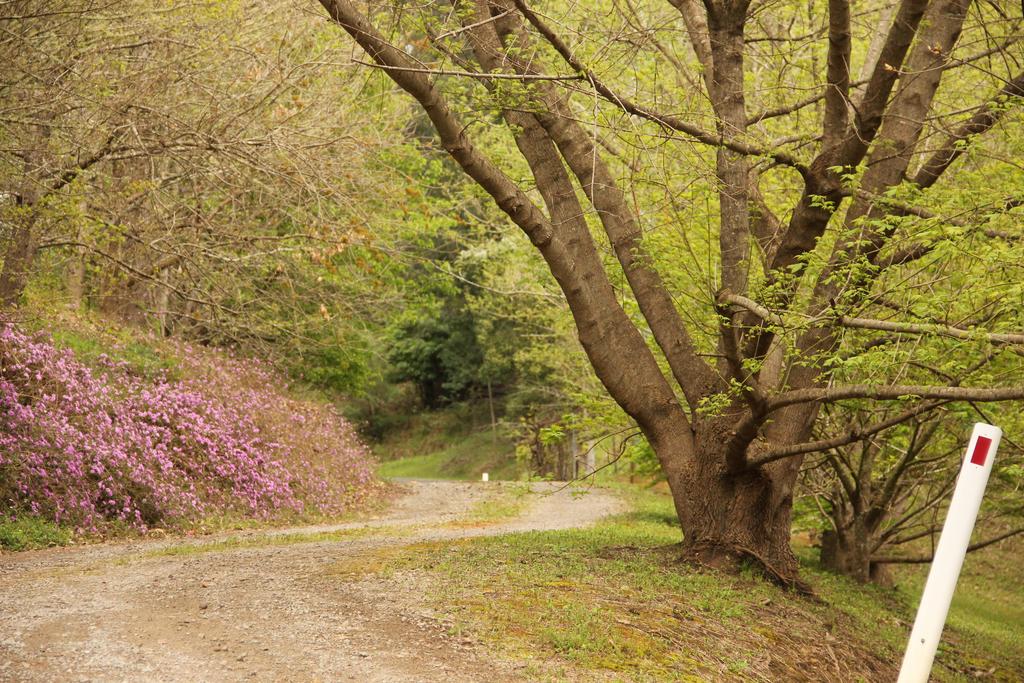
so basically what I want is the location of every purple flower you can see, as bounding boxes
[0,321,380,531]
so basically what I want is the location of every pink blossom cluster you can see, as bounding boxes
[0,323,379,531]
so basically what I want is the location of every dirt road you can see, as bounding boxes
[0,481,621,682]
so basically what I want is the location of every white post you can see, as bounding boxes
[896,422,1001,683]
[481,472,489,482]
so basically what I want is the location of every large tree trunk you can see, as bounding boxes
[677,462,799,581]
[317,0,1023,590]
[820,527,892,585]
[652,424,802,584]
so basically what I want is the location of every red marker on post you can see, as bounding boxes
[969,436,992,466]
[897,423,1002,683]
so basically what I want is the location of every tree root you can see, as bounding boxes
[676,541,815,596]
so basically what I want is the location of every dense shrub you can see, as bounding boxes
[0,322,379,532]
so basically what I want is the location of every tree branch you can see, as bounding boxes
[350,59,583,81]
[748,400,947,467]
[666,0,713,83]
[912,70,1024,189]
[46,127,125,194]
[823,0,851,148]
[834,315,1024,346]
[838,0,930,166]
[317,1,554,250]
[491,61,721,407]
[745,41,1014,126]
[753,0,931,326]
[511,0,809,175]
[319,0,696,449]
[873,527,1024,564]
[768,384,1024,412]
[719,290,1024,346]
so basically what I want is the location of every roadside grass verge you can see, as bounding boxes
[144,524,405,558]
[329,487,1021,682]
[0,517,74,551]
[0,495,398,554]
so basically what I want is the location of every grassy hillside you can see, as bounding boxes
[339,486,1023,682]
[894,537,1024,677]
[373,406,524,481]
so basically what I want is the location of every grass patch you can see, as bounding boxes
[328,486,1020,682]
[144,524,402,558]
[379,449,467,480]
[0,517,74,551]
[445,483,533,528]
[890,536,1024,680]
[36,313,182,379]
[377,425,522,481]
[328,541,433,580]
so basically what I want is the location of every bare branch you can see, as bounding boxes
[847,187,967,227]
[719,291,1024,346]
[768,384,1024,412]
[912,70,1024,189]
[834,315,1024,346]
[433,9,513,41]
[510,0,810,175]
[317,1,554,249]
[748,400,948,467]
[665,0,714,90]
[873,527,1024,563]
[350,59,583,81]
[745,41,1016,126]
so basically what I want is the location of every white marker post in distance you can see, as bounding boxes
[896,422,1002,683]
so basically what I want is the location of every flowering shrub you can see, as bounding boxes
[0,322,379,532]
